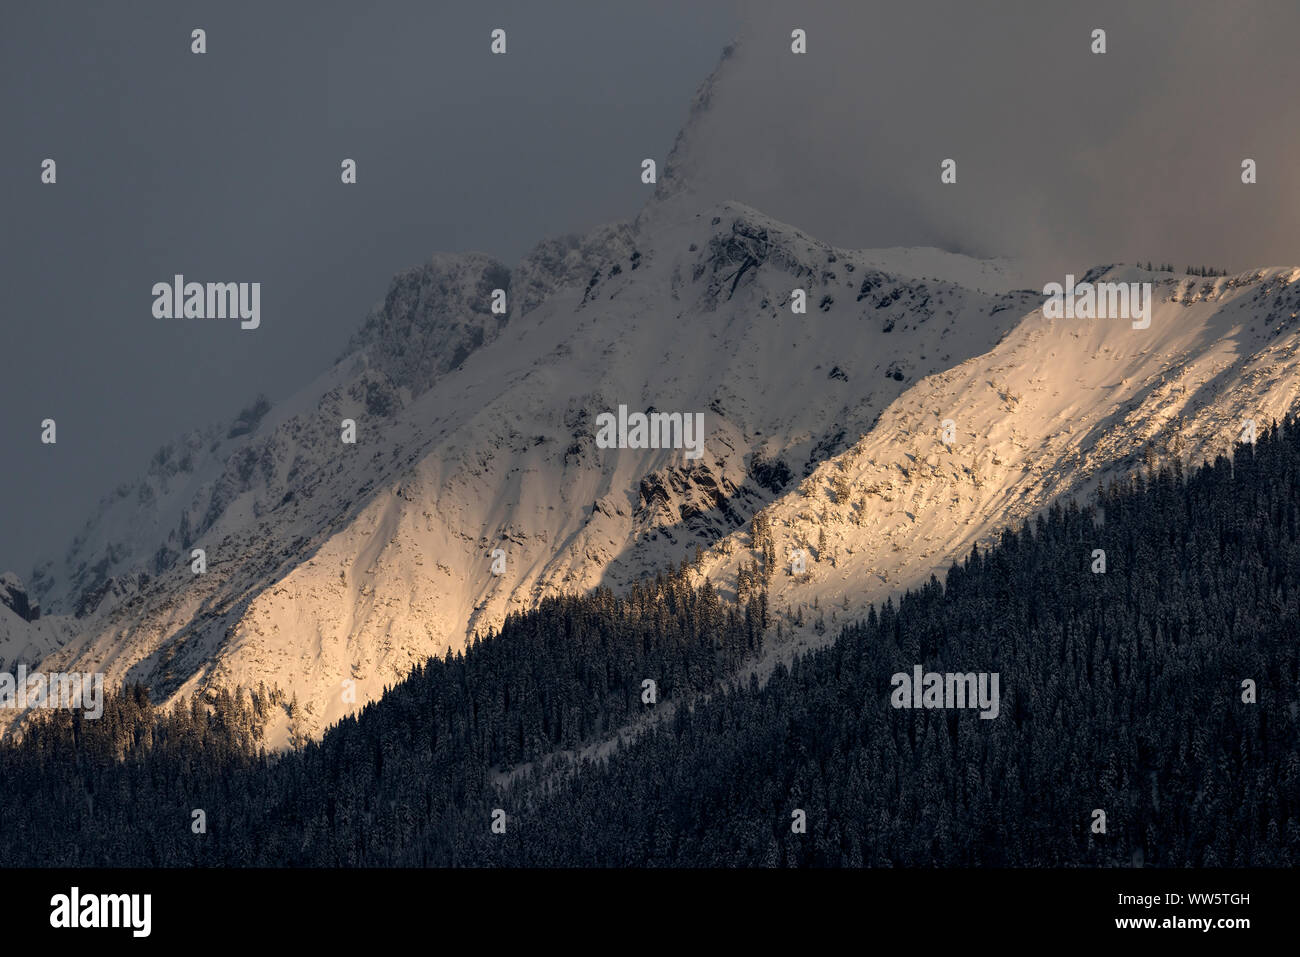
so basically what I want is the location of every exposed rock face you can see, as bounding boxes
[0,573,39,623]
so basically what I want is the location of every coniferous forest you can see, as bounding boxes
[3,424,1299,867]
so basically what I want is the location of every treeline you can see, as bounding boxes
[469,428,1300,866]
[1138,262,1230,277]
[1,685,270,866]
[0,574,766,865]
[4,424,1300,866]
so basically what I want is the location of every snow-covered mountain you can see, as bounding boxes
[700,263,1300,666]
[4,195,1043,741]
[6,46,1300,746]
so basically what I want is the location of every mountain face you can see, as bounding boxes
[9,183,1299,746]
[5,48,1300,745]
[700,264,1300,669]
[9,419,1300,868]
[3,195,1041,741]
[0,573,38,623]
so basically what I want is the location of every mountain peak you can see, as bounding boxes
[342,251,512,396]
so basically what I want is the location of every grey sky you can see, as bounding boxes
[4,0,1298,576]
[0,0,738,572]
[663,0,1300,277]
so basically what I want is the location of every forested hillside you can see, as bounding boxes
[3,423,1298,867]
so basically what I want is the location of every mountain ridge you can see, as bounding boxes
[7,38,1300,743]
[3,200,1048,741]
